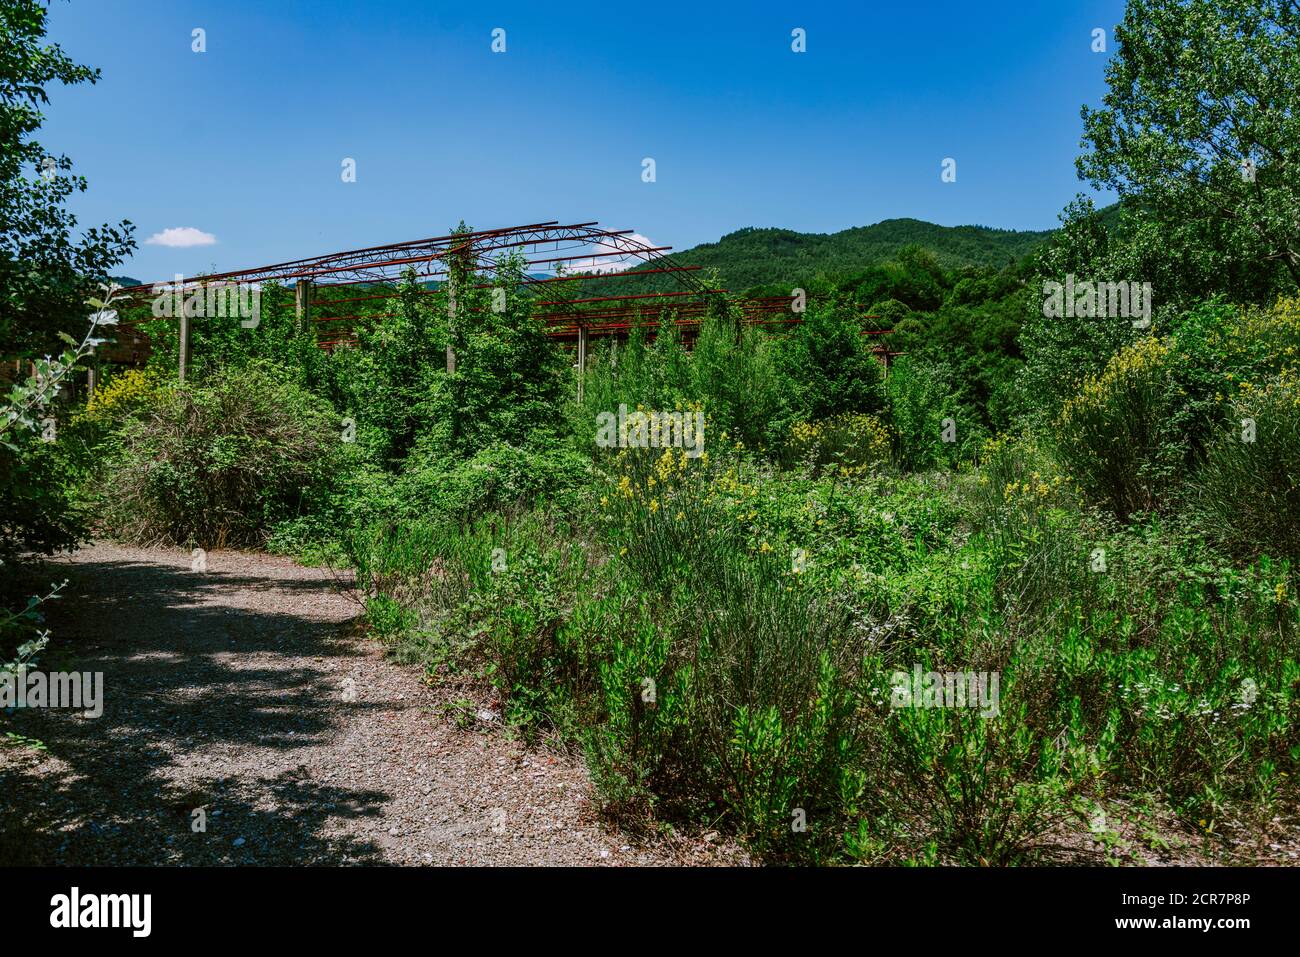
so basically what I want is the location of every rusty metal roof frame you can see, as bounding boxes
[113,221,882,353]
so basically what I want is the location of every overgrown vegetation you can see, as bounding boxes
[7,0,1300,866]
[1,0,133,670]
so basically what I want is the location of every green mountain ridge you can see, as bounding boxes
[579,216,1067,298]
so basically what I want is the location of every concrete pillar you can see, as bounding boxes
[576,324,588,403]
[446,277,457,374]
[294,279,313,335]
[178,309,191,384]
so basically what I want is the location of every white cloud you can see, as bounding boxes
[563,233,659,274]
[144,227,217,248]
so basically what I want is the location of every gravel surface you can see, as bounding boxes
[0,544,743,866]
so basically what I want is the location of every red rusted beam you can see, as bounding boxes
[119,221,636,295]
[533,288,724,307]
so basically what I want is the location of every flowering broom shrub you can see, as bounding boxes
[782,412,891,477]
[1053,335,1183,519]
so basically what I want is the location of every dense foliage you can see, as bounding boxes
[580,219,1053,297]
[1,0,132,668]
[9,0,1300,866]
[0,0,133,359]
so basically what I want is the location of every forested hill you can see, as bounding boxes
[588,217,1058,295]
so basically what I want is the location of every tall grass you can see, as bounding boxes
[1197,371,1300,560]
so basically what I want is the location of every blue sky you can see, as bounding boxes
[42,0,1128,282]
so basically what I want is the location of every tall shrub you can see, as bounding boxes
[97,362,344,547]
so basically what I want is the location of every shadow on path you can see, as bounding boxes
[0,547,387,865]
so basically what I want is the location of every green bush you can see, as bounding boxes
[586,449,881,859]
[586,554,873,862]
[579,311,789,454]
[1053,335,1182,519]
[776,304,886,422]
[781,413,891,477]
[1060,528,1299,818]
[395,441,591,524]
[1197,371,1300,560]
[886,356,983,471]
[96,362,344,547]
[346,433,1300,863]
[420,250,570,459]
[863,669,1082,865]
[0,430,84,565]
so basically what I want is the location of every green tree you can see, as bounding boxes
[778,301,885,421]
[1015,198,1140,418]
[333,269,443,466]
[424,240,568,458]
[1078,0,1300,298]
[1,0,134,360]
[1,0,134,569]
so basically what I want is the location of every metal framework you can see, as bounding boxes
[112,220,899,368]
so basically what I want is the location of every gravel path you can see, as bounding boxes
[0,544,737,866]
